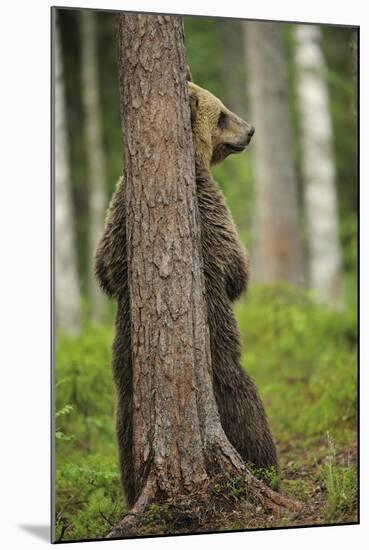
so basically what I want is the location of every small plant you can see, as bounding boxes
[209,483,221,497]
[55,404,75,442]
[323,433,357,522]
[247,464,280,490]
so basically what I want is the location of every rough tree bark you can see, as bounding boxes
[81,10,106,321]
[110,13,300,537]
[243,22,304,286]
[294,25,343,307]
[55,18,81,335]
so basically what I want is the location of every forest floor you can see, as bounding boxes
[55,284,358,541]
[208,436,358,534]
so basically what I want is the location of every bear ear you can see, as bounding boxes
[189,90,199,123]
[186,65,193,82]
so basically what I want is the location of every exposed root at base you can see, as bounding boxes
[249,474,303,513]
[106,472,303,539]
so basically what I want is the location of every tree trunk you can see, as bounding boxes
[243,22,304,286]
[54,17,81,335]
[218,19,247,119]
[81,10,107,322]
[117,9,241,508]
[294,25,343,306]
[108,14,300,537]
[350,29,358,118]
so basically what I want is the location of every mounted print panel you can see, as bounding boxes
[52,6,358,543]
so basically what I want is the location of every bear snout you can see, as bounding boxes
[246,124,255,145]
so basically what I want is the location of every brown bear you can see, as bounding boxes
[95,77,278,508]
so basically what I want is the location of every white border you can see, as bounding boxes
[0,1,366,549]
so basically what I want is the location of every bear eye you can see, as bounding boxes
[218,111,228,129]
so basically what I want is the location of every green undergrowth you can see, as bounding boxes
[236,284,357,526]
[236,284,357,451]
[55,283,357,540]
[247,464,280,491]
[55,455,122,541]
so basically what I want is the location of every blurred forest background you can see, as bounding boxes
[54,9,358,541]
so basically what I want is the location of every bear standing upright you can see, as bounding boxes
[95,74,278,508]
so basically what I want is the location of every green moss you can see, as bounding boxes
[246,464,280,491]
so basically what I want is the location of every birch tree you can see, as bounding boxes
[294,24,343,306]
[55,19,81,334]
[109,13,299,537]
[244,22,304,286]
[81,10,106,321]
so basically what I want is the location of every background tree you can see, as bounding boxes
[350,28,358,118]
[217,19,254,242]
[294,25,343,307]
[243,21,304,286]
[55,17,81,334]
[81,10,107,321]
[218,18,247,119]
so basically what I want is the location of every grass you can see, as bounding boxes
[323,434,357,522]
[54,283,358,541]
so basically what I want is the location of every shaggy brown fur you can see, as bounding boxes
[95,80,278,508]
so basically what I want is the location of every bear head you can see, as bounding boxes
[187,74,255,168]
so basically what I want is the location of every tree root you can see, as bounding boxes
[106,469,303,539]
[247,474,303,513]
[107,476,158,538]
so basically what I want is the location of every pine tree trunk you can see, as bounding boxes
[54,18,81,335]
[294,25,343,306]
[244,22,304,286]
[117,10,241,506]
[81,10,106,321]
[108,13,300,537]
